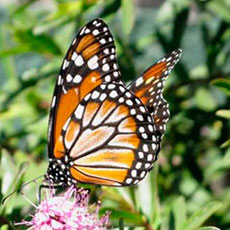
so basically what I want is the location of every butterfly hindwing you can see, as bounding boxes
[48,19,121,159]
[129,49,182,136]
[53,83,159,186]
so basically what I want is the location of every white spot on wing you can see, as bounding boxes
[72,38,76,45]
[147,154,153,161]
[84,93,91,101]
[135,77,144,87]
[62,59,69,70]
[75,55,84,66]
[138,152,144,158]
[88,55,99,70]
[80,26,86,35]
[140,106,145,113]
[92,91,100,99]
[71,52,78,61]
[100,39,106,44]
[131,170,137,177]
[63,117,71,131]
[126,178,132,184]
[73,75,82,83]
[74,104,85,119]
[109,90,118,98]
[143,144,148,152]
[100,93,107,101]
[104,48,109,54]
[140,171,146,178]
[102,64,110,72]
[119,97,124,103]
[130,109,136,115]
[136,162,142,169]
[136,115,144,121]
[113,71,119,77]
[105,75,111,82]
[126,99,133,106]
[66,74,73,82]
[108,84,115,89]
[93,29,99,35]
[52,96,56,108]
[85,28,90,34]
[58,75,62,85]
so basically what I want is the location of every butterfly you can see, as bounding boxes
[45,18,182,187]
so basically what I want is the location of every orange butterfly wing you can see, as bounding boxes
[58,83,158,186]
[129,49,182,135]
[48,19,121,160]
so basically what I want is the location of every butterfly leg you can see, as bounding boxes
[38,183,65,203]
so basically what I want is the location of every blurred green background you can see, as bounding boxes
[0,0,230,229]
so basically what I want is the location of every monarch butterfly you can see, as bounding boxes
[45,18,182,187]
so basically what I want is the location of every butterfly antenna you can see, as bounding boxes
[1,175,44,205]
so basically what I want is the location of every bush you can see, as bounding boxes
[0,0,230,229]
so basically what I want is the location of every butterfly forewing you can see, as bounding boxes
[129,49,182,136]
[58,83,159,186]
[48,19,121,159]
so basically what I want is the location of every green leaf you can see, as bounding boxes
[33,17,69,35]
[172,197,187,230]
[11,0,36,16]
[208,0,230,23]
[0,25,17,82]
[135,165,160,228]
[1,57,59,111]
[0,224,9,230]
[205,149,230,181]
[121,0,135,36]
[190,65,208,80]
[220,139,230,148]
[195,88,217,112]
[183,202,222,230]
[0,46,31,57]
[100,207,143,226]
[211,78,230,95]
[195,227,221,230]
[0,150,28,214]
[101,186,135,212]
[119,218,124,230]
[99,0,122,18]
[216,109,230,119]
[150,165,161,227]
[13,29,62,55]
[51,1,83,19]
[1,27,62,56]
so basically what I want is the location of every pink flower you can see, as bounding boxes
[16,186,110,230]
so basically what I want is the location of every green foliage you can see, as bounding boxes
[0,0,230,229]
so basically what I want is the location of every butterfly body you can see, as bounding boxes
[45,18,182,187]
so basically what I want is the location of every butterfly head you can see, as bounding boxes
[45,157,75,186]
